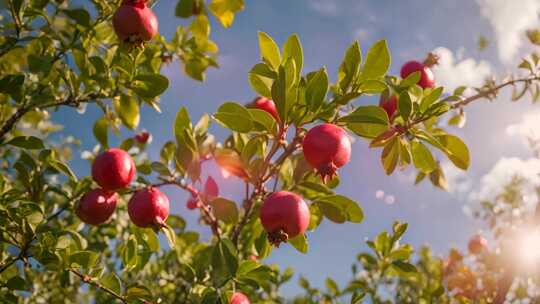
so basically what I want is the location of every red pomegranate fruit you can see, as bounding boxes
[230,292,250,304]
[379,95,398,119]
[113,0,159,43]
[76,189,118,225]
[128,187,170,228]
[92,148,136,191]
[400,60,435,89]
[260,191,310,246]
[252,97,280,122]
[302,123,352,182]
[134,131,151,144]
[468,235,487,255]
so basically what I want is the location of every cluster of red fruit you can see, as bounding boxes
[250,97,352,246]
[76,147,170,229]
[379,57,437,119]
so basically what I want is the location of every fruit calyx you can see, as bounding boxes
[423,52,440,67]
[267,229,289,247]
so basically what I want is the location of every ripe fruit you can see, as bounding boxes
[260,191,310,246]
[134,131,151,144]
[400,60,435,89]
[128,187,170,228]
[468,235,487,254]
[92,148,136,191]
[230,292,250,304]
[251,97,280,122]
[302,124,351,182]
[379,95,398,119]
[76,189,118,225]
[113,0,158,43]
[186,196,199,210]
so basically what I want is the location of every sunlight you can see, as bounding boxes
[516,228,540,268]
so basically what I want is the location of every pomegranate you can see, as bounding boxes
[230,292,250,304]
[113,0,158,43]
[76,189,118,225]
[134,131,151,144]
[468,234,487,255]
[400,60,435,89]
[128,187,170,228]
[248,255,258,262]
[302,123,351,182]
[92,148,136,191]
[186,196,199,210]
[379,95,398,119]
[251,97,280,122]
[260,191,310,246]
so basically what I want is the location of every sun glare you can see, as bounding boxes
[516,228,540,268]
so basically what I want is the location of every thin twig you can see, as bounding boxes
[69,269,128,303]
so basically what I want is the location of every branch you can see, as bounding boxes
[69,269,128,304]
[7,0,22,37]
[451,75,540,109]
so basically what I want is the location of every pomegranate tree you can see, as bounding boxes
[468,234,487,255]
[400,60,435,89]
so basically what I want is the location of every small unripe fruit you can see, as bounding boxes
[92,148,136,191]
[379,95,398,119]
[260,191,310,246]
[113,0,158,43]
[249,255,258,262]
[76,189,118,225]
[400,60,435,89]
[186,196,199,210]
[302,124,351,182]
[230,292,250,304]
[251,97,280,122]
[468,235,487,255]
[128,187,170,228]
[134,131,151,144]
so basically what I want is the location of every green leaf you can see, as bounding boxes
[212,239,238,286]
[100,273,122,295]
[6,136,44,150]
[339,105,389,125]
[114,94,140,130]
[411,141,436,173]
[258,31,281,70]
[173,107,192,143]
[69,251,99,268]
[271,59,297,122]
[175,0,195,18]
[314,195,364,223]
[437,134,470,170]
[400,71,421,87]
[391,260,417,273]
[126,286,153,302]
[93,117,109,148]
[161,224,177,249]
[208,198,239,223]
[208,0,244,28]
[248,109,277,133]
[357,79,387,94]
[131,74,169,99]
[338,41,362,91]
[213,102,254,133]
[282,34,303,74]
[351,292,366,304]
[289,234,308,254]
[398,91,412,121]
[190,15,210,39]
[381,137,399,175]
[305,68,329,111]
[6,276,30,291]
[63,9,91,27]
[122,236,138,270]
[0,74,24,97]
[359,40,390,80]
[248,73,273,98]
[49,160,77,181]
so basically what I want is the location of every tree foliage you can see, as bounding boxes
[1,0,540,303]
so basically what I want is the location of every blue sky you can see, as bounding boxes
[53,0,540,298]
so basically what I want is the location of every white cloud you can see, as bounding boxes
[506,110,540,147]
[468,157,540,208]
[441,161,472,196]
[353,28,370,41]
[308,0,339,16]
[431,47,492,92]
[476,0,540,63]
